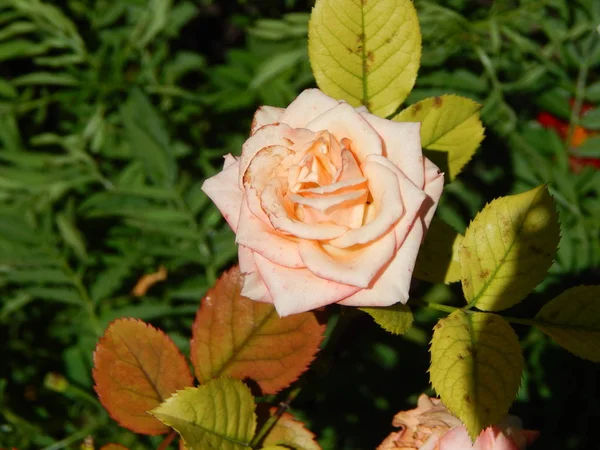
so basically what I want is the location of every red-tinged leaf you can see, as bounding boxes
[100,445,129,450]
[262,410,321,450]
[191,266,325,394]
[93,318,194,435]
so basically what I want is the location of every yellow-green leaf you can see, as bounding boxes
[460,185,559,311]
[360,304,413,335]
[151,379,256,450]
[414,218,462,284]
[429,311,523,439]
[535,285,600,362]
[308,0,421,117]
[394,95,484,181]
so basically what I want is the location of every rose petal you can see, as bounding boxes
[368,154,428,249]
[239,123,315,188]
[298,232,396,288]
[338,220,424,307]
[422,157,444,226]
[438,426,474,450]
[328,155,403,248]
[223,154,238,169]
[238,245,256,274]
[420,435,442,450]
[306,102,384,163]
[473,427,519,450]
[261,179,349,240]
[279,88,340,128]
[254,253,359,316]
[289,189,367,213]
[235,198,305,268]
[299,176,367,195]
[243,145,295,190]
[201,158,244,232]
[360,111,425,188]
[240,271,273,303]
[251,105,285,134]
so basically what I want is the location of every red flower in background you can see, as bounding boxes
[536,100,600,171]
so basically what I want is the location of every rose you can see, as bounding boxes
[377,394,539,450]
[202,89,444,316]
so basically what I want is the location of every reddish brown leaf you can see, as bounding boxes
[263,410,321,450]
[93,318,194,435]
[191,266,325,394]
[99,445,129,450]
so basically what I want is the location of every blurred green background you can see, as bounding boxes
[1,0,599,449]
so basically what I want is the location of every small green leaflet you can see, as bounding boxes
[535,285,600,362]
[151,378,257,450]
[360,304,413,335]
[460,185,560,311]
[429,311,524,439]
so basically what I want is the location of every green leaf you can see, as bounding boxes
[394,95,484,181]
[580,107,600,130]
[121,89,176,186]
[11,72,79,86]
[359,304,413,335]
[430,310,524,439]
[460,185,560,311]
[308,0,421,117]
[414,217,462,284]
[151,379,257,450]
[56,213,88,262]
[535,285,600,362]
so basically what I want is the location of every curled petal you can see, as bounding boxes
[289,189,367,213]
[422,158,445,227]
[239,123,315,188]
[235,198,304,268]
[223,154,239,169]
[243,145,295,191]
[329,156,403,248]
[254,253,359,316]
[368,154,428,249]
[299,232,396,288]
[201,158,244,232]
[279,88,340,128]
[306,103,384,163]
[299,176,367,195]
[261,180,349,240]
[338,220,424,307]
[360,111,425,188]
[251,105,285,134]
[238,245,256,274]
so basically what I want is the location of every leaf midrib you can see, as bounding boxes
[154,412,252,449]
[212,307,277,379]
[466,188,544,308]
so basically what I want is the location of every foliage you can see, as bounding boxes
[1,1,600,450]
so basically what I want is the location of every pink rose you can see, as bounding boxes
[377,394,539,450]
[202,89,443,316]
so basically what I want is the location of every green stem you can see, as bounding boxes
[250,387,301,449]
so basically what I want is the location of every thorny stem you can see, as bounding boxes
[250,387,302,449]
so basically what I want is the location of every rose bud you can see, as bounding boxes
[377,394,539,450]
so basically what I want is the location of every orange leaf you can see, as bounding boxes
[93,318,194,435]
[191,266,325,394]
[262,410,321,450]
[99,445,129,450]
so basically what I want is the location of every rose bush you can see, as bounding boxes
[202,89,444,316]
[377,394,539,450]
